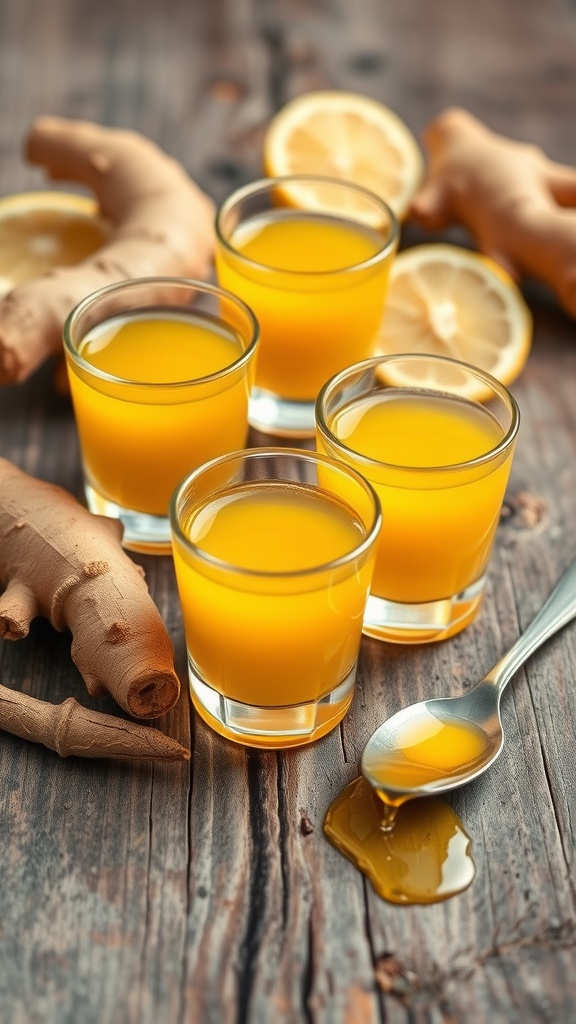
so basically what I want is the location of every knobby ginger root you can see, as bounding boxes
[410,107,576,317]
[0,684,190,762]
[0,116,216,384]
[0,457,180,719]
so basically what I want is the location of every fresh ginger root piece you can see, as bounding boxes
[410,107,576,317]
[0,684,190,762]
[0,457,180,720]
[0,116,216,384]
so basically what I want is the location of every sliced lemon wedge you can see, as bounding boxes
[0,191,110,298]
[378,243,532,389]
[263,90,424,221]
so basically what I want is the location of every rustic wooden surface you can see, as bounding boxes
[1,1,576,1021]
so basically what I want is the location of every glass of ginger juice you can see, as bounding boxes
[170,447,381,748]
[215,176,398,438]
[63,278,259,553]
[315,353,520,644]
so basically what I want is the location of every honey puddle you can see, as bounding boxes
[324,778,475,905]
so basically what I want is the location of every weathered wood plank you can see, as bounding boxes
[2,0,576,1021]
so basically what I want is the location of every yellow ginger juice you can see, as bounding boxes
[172,480,375,719]
[319,392,514,606]
[216,211,394,400]
[67,311,253,516]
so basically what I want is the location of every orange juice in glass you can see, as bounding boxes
[63,278,259,553]
[170,448,381,748]
[215,176,398,437]
[316,354,520,643]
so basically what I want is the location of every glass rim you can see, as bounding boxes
[215,174,399,277]
[315,353,521,475]
[62,276,260,389]
[169,445,382,579]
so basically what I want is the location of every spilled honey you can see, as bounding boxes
[367,710,491,796]
[324,776,475,904]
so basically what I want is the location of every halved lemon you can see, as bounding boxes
[378,243,532,389]
[263,90,424,221]
[0,191,110,298]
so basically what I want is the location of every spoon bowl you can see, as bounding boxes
[362,557,576,804]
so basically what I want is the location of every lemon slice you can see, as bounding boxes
[0,191,110,298]
[378,243,532,390]
[263,90,424,221]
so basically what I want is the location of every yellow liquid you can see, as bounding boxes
[321,392,513,605]
[172,481,375,718]
[215,211,395,400]
[67,311,252,516]
[324,776,475,905]
[368,712,490,795]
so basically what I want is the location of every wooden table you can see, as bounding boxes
[2,1,576,1021]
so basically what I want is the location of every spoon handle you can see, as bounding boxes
[486,558,576,697]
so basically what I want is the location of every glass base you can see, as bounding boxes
[188,656,357,748]
[362,576,486,644]
[84,482,172,554]
[248,386,315,438]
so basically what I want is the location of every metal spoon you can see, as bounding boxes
[362,557,576,805]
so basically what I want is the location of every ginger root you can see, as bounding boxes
[0,457,180,720]
[0,684,190,762]
[0,116,216,385]
[410,107,576,317]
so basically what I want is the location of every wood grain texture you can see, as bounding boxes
[1,0,576,1021]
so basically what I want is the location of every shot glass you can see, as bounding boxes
[215,176,398,437]
[316,353,520,643]
[63,277,259,553]
[170,448,381,748]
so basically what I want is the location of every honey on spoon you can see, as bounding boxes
[325,557,576,904]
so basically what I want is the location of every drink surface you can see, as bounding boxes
[68,311,252,515]
[322,391,512,604]
[79,310,244,382]
[216,210,393,400]
[232,211,383,272]
[332,391,503,466]
[184,480,366,572]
